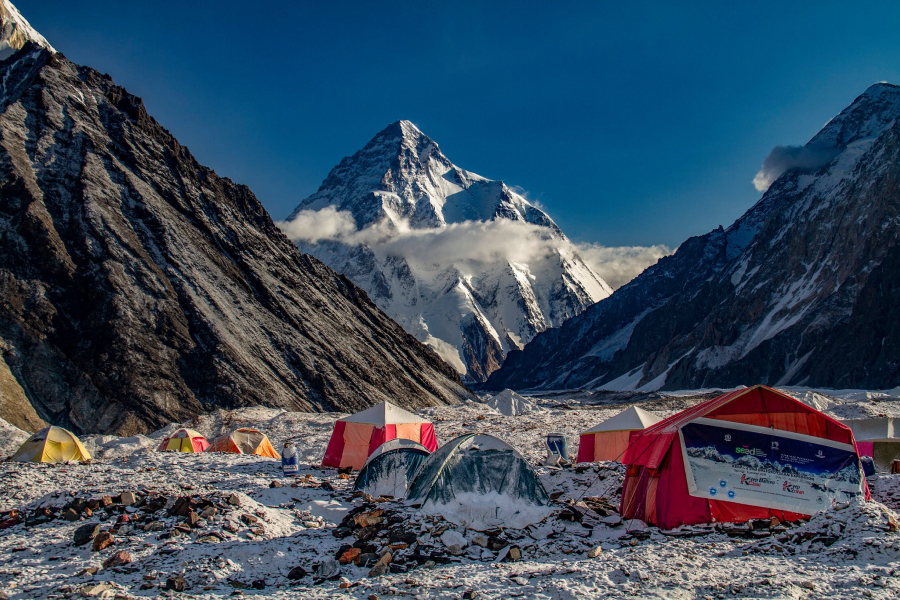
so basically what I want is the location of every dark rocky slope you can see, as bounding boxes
[0,46,470,435]
[486,83,900,392]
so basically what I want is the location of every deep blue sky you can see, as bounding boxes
[19,1,900,248]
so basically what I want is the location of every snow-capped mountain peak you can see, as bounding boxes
[284,121,612,381]
[0,1,54,61]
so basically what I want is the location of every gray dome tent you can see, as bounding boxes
[353,438,431,498]
[407,433,551,530]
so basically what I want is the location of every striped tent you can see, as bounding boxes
[157,428,209,453]
[322,401,438,470]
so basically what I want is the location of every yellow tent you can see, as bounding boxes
[11,426,92,463]
[206,428,280,458]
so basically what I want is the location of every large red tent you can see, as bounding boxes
[621,385,869,529]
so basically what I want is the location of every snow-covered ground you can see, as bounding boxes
[1,389,900,599]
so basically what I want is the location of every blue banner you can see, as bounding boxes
[679,418,863,514]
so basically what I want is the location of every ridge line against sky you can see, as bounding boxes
[16,0,900,249]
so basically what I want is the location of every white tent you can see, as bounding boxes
[577,406,663,462]
[485,389,543,416]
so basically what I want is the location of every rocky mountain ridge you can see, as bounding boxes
[0,42,471,435]
[285,120,612,381]
[486,83,900,392]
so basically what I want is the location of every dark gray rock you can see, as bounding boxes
[73,522,100,546]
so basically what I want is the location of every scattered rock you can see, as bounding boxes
[506,546,522,562]
[240,514,259,525]
[120,492,137,506]
[165,576,187,591]
[368,564,388,578]
[338,547,361,565]
[287,566,308,580]
[79,583,113,597]
[315,559,341,581]
[269,481,283,488]
[441,529,468,549]
[471,534,489,548]
[102,550,133,569]
[227,494,241,506]
[587,545,603,558]
[62,508,80,521]
[74,523,101,546]
[92,530,114,551]
[201,506,217,519]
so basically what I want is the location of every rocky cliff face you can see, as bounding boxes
[284,121,612,382]
[486,83,900,392]
[0,45,471,435]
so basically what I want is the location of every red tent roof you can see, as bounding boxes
[624,385,856,470]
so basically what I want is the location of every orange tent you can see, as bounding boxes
[206,428,280,458]
[157,428,209,453]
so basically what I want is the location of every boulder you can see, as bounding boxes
[73,523,101,546]
[92,531,114,552]
[102,550,133,569]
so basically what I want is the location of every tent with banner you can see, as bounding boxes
[353,439,431,498]
[11,426,92,463]
[206,428,280,458]
[577,406,662,463]
[621,385,869,530]
[157,428,209,453]
[407,433,551,530]
[322,401,438,470]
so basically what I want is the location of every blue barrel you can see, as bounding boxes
[281,442,299,476]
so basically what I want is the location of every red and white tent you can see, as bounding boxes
[322,401,438,470]
[577,406,662,463]
[621,385,869,529]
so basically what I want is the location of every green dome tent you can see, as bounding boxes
[407,433,551,530]
[354,438,431,498]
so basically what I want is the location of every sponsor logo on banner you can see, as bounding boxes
[679,418,863,514]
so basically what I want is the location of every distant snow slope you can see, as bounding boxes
[0,1,53,61]
[282,121,612,381]
[487,83,900,392]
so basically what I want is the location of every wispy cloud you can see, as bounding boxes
[753,144,840,192]
[574,243,671,289]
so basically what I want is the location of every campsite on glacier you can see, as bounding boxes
[3,1,900,599]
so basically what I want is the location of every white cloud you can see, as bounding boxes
[574,243,671,289]
[753,144,840,192]
[278,208,669,291]
[275,206,357,243]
